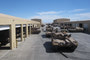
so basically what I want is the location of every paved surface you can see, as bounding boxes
[0,30,90,60]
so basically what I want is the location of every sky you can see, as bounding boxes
[0,0,90,23]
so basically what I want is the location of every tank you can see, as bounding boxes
[46,28,52,32]
[76,27,84,32]
[51,32,78,51]
[46,28,52,37]
[46,32,52,37]
[68,27,84,32]
[46,25,53,32]
[45,25,53,37]
[31,28,41,34]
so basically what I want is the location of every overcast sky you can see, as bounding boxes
[0,0,90,23]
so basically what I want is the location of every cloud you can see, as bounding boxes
[69,12,90,21]
[69,9,85,13]
[37,11,63,15]
[29,9,90,23]
[30,15,62,23]
[30,11,64,23]
[76,13,90,17]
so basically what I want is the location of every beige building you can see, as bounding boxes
[60,20,90,33]
[53,18,70,24]
[0,13,40,49]
[31,19,42,25]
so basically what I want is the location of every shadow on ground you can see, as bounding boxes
[43,42,54,53]
[43,42,76,58]
[41,35,46,38]
[43,42,75,53]
[0,46,10,50]
[41,34,51,38]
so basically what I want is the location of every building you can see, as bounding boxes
[60,20,90,33]
[31,19,42,25]
[53,18,70,24]
[0,13,40,49]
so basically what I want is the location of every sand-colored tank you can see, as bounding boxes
[46,28,52,32]
[68,27,84,32]
[46,28,53,37]
[51,32,78,51]
[46,32,52,37]
[45,25,53,37]
[31,28,41,34]
[46,25,53,32]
